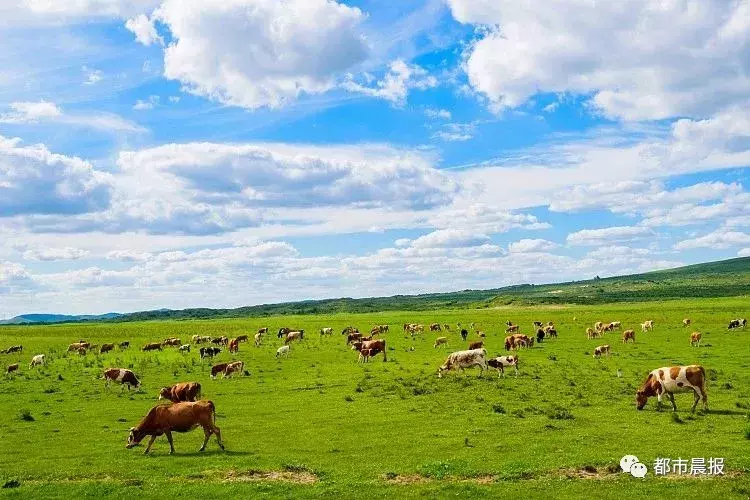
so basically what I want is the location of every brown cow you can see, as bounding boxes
[7,363,19,374]
[346,332,363,345]
[690,331,702,347]
[210,363,229,379]
[257,327,269,335]
[622,329,635,343]
[126,400,224,454]
[352,339,387,361]
[142,343,162,352]
[636,365,707,412]
[468,340,484,350]
[163,338,181,347]
[434,337,448,348]
[210,361,244,379]
[285,331,304,345]
[67,342,90,352]
[100,343,115,354]
[593,345,611,358]
[228,338,239,353]
[235,335,248,343]
[159,382,202,402]
[103,368,140,389]
[430,323,441,331]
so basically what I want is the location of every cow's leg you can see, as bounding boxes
[165,430,175,454]
[656,392,663,411]
[143,435,157,454]
[210,424,225,450]
[199,428,211,452]
[667,392,677,411]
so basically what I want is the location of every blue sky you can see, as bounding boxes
[1,0,749,316]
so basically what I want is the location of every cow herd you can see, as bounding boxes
[1,314,746,453]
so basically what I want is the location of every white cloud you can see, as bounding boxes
[153,0,369,109]
[23,246,88,261]
[409,229,490,249]
[432,122,475,142]
[125,14,162,46]
[82,66,102,85]
[344,59,437,105]
[427,204,550,233]
[0,101,145,133]
[738,248,750,257]
[447,0,750,120]
[674,230,750,250]
[508,238,558,253]
[133,95,159,110]
[425,108,451,120]
[567,226,653,246]
[21,0,160,19]
[0,135,112,217]
[106,250,152,262]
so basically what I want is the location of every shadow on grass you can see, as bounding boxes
[705,409,749,417]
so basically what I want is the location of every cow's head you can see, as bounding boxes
[635,390,649,410]
[158,387,170,400]
[126,427,145,448]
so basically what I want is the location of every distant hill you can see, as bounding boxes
[0,312,122,325]
[3,257,748,325]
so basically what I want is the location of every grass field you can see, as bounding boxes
[1,297,750,499]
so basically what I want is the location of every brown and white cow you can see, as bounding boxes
[142,342,162,352]
[257,327,269,335]
[126,400,224,454]
[211,361,244,379]
[622,329,635,343]
[7,363,19,374]
[594,321,603,332]
[505,324,520,334]
[159,382,201,402]
[254,332,263,347]
[683,318,691,327]
[468,340,484,350]
[284,331,304,345]
[487,355,519,377]
[690,331,702,347]
[438,348,487,377]
[586,327,600,339]
[434,337,448,348]
[641,320,654,332]
[351,339,387,361]
[610,321,621,330]
[67,342,89,352]
[163,338,181,347]
[593,345,611,358]
[100,343,115,354]
[29,354,45,368]
[228,338,239,353]
[636,365,708,412]
[320,327,333,336]
[346,332,363,345]
[430,323,442,332]
[103,368,140,389]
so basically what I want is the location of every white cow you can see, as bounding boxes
[437,348,487,377]
[636,365,708,412]
[29,354,45,368]
[276,345,290,358]
[487,355,519,377]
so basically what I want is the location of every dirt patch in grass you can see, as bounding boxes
[552,466,620,480]
[382,473,497,485]
[224,469,318,484]
[382,473,429,485]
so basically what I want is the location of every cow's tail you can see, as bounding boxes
[382,341,387,362]
[207,400,216,423]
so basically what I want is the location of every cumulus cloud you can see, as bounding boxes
[106,250,152,262]
[22,246,89,261]
[567,226,653,246]
[447,0,750,120]
[151,0,369,109]
[674,230,750,250]
[0,135,112,217]
[343,59,437,105]
[427,204,550,233]
[409,229,490,249]
[739,248,750,257]
[508,238,558,253]
[125,13,162,46]
[0,101,61,122]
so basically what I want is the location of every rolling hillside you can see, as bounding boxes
[4,257,746,325]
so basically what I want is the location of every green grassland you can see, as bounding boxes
[1,298,750,499]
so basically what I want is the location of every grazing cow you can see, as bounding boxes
[6,345,23,354]
[586,327,600,339]
[228,338,239,353]
[236,335,248,343]
[443,324,450,331]
[67,342,89,352]
[545,327,558,339]
[162,338,181,347]
[622,329,635,343]
[103,368,140,389]
[533,321,543,328]
[351,339,387,361]
[512,334,533,348]
[159,382,201,403]
[212,337,228,346]
[593,345,611,358]
[192,335,202,344]
[594,321,603,332]
[728,318,746,329]
[610,321,621,330]
[602,322,615,332]
[636,365,708,413]
[257,327,269,335]
[346,332,363,345]
[342,326,359,336]
[254,332,263,347]
[179,344,191,353]
[358,348,376,363]
[7,363,19,374]
[504,335,515,351]
[119,341,130,349]
[126,400,224,454]
[210,363,228,379]
[683,318,691,327]
[468,340,484,350]
[78,348,87,356]
[430,323,442,332]
[199,346,221,359]
[477,330,486,338]
[434,337,448,348]
[100,343,115,354]
[487,355,519,377]
[142,343,162,352]
[320,327,333,336]
[222,361,244,378]
[460,329,469,341]
[505,324,520,334]
[536,328,546,343]
[276,345,290,358]
[690,332,702,347]
[285,331,304,345]
[278,327,292,338]
[29,354,45,368]
[438,348,487,377]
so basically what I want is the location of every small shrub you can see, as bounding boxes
[282,463,311,474]
[744,425,750,440]
[2,479,20,489]
[548,406,574,420]
[736,401,750,410]
[492,403,506,414]
[723,382,734,390]
[344,395,354,402]
[384,472,398,480]
[57,374,64,381]
[19,409,34,422]
[511,409,525,418]
[671,413,684,424]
